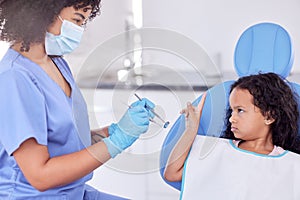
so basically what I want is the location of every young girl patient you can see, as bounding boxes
[164,72,300,200]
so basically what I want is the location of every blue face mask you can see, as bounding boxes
[45,16,84,55]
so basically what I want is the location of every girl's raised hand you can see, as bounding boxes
[180,92,207,132]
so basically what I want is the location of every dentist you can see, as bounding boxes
[0,0,154,199]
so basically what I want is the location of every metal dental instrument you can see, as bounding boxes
[134,93,170,128]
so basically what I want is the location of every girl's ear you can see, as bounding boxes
[264,112,275,125]
[265,113,275,125]
[264,118,275,125]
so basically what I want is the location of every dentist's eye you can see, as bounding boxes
[74,19,81,23]
[83,7,90,12]
[72,18,83,26]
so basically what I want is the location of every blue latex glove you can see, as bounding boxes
[104,98,155,158]
[107,98,155,136]
[131,98,155,116]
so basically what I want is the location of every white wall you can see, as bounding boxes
[66,0,300,79]
[142,0,300,73]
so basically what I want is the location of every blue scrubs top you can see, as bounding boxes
[0,48,93,199]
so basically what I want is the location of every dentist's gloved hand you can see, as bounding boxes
[103,98,155,158]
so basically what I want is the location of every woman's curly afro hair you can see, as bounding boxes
[0,0,101,51]
[222,72,300,153]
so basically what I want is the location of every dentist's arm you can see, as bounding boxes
[91,127,109,144]
[13,98,154,191]
[164,93,206,182]
[13,138,111,192]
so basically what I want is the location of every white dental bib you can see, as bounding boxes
[180,135,300,200]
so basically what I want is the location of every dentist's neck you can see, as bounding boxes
[12,42,48,63]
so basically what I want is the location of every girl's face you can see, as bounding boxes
[47,5,92,35]
[229,88,273,141]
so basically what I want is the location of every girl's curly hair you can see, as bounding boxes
[0,0,101,51]
[222,72,300,153]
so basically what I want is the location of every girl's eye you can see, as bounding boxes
[237,108,244,113]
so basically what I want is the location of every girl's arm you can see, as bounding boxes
[13,137,110,192]
[164,93,206,182]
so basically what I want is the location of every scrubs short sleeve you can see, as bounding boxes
[0,69,47,156]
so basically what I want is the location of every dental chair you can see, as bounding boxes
[159,22,300,191]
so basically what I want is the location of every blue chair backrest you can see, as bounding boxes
[159,22,299,191]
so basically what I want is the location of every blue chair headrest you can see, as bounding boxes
[234,22,294,78]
